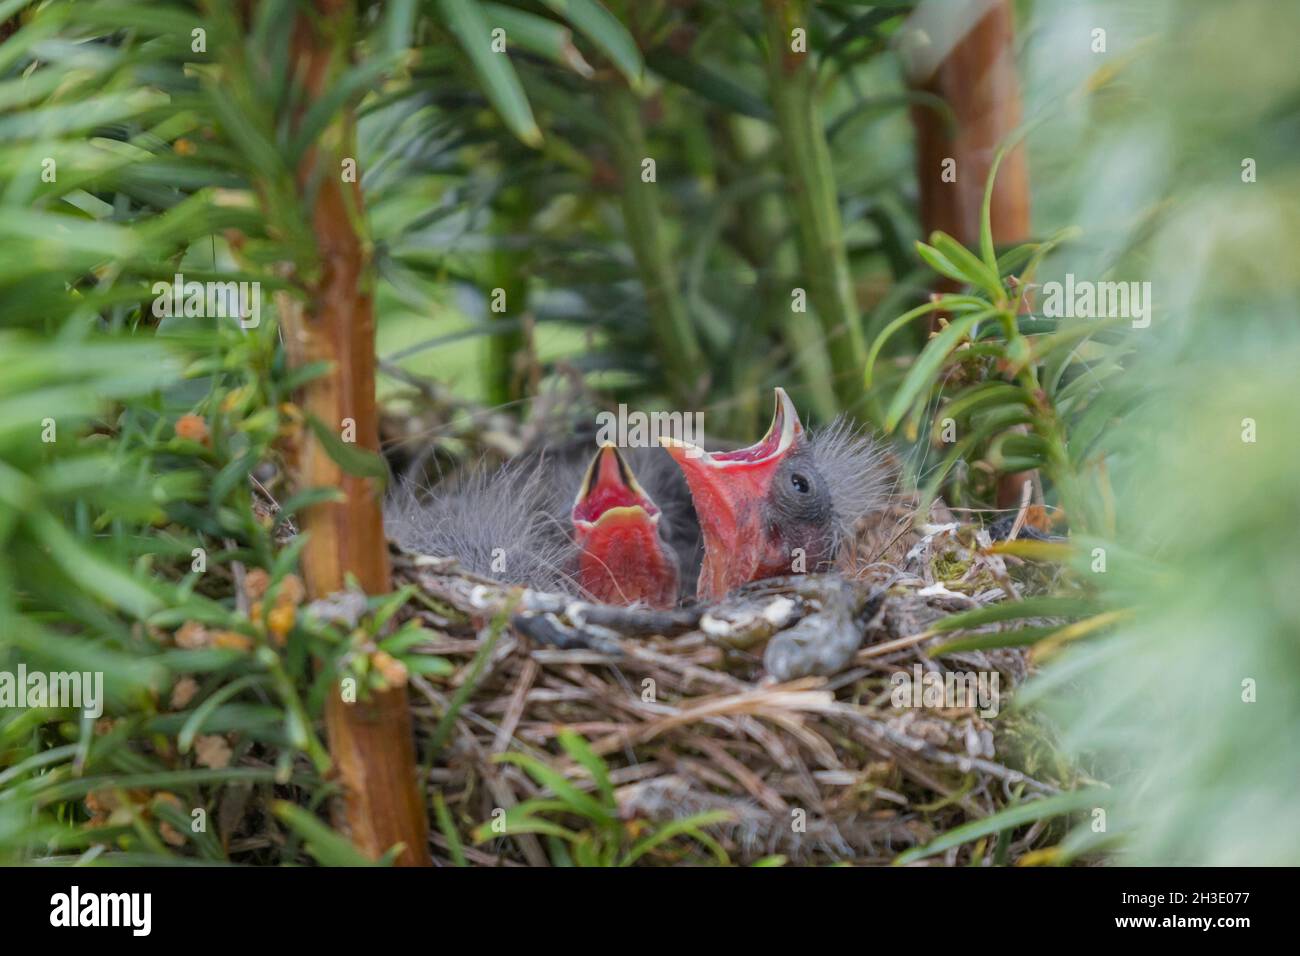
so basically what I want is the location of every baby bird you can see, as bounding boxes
[385,444,696,608]
[661,388,886,601]
[569,445,680,608]
[385,456,577,593]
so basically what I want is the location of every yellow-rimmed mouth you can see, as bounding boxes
[658,387,802,468]
[572,444,660,525]
[573,503,660,533]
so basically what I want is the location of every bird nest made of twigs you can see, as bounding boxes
[392,500,1078,866]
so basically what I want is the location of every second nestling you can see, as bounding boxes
[385,388,889,609]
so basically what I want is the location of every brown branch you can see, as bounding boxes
[904,0,1036,509]
[278,0,430,866]
[905,0,1030,253]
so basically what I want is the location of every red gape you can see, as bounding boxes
[660,388,806,602]
[570,445,680,609]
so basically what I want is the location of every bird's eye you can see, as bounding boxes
[790,472,810,494]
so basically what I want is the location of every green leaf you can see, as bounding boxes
[290,53,402,163]
[273,801,387,866]
[823,5,903,61]
[31,769,277,804]
[480,2,594,77]
[378,623,435,654]
[863,295,984,388]
[556,729,615,808]
[894,789,1105,864]
[272,486,346,529]
[204,83,286,183]
[177,675,269,753]
[268,537,311,595]
[370,584,416,634]
[990,431,1054,468]
[978,122,1038,273]
[493,751,614,824]
[432,791,468,866]
[646,49,771,120]
[828,90,954,142]
[914,240,974,287]
[928,596,1098,633]
[404,655,454,676]
[438,0,543,147]
[383,0,419,54]
[1033,316,1129,362]
[211,450,257,510]
[305,414,390,487]
[540,0,644,89]
[883,309,994,432]
[280,359,332,393]
[929,624,1064,655]
[26,513,163,619]
[470,803,580,843]
[148,704,283,738]
[618,810,732,866]
[928,232,1003,299]
[995,242,1036,277]
[0,746,79,790]
[425,602,514,763]
[937,382,1031,427]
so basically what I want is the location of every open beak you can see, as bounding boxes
[571,443,660,531]
[660,388,804,599]
[571,445,677,608]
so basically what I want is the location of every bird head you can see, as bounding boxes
[661,388,882,601]
[570,444,680,608]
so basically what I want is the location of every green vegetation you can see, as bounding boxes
[1,0,1296,866]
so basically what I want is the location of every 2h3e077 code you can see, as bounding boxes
[1123,892,1250,906]
[1190,893,1251,905]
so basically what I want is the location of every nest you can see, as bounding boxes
[392,499,1076,866]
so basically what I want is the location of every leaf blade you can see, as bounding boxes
[438,0,543,147]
